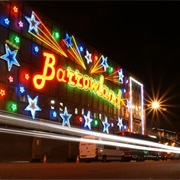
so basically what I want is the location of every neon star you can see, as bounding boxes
[102,116,110,133]
[8,76,13,82]
[4,18,10,25]
[25,95,41,119]
[64,33,72,48]
[126,99,131,112]
[25,11,41,34]
[0,89,5,96]
[19,86,25,93]
[60,107,72,127]
[117,117,123,131]
[85,50,92,64]
[0,44,20,71]
[18,21,23,27]
[52,111,57,118]
[118,69,124,83]
[83,111,93,129]
[101,56,108,71]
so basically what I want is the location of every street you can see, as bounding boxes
[0,160,180,179]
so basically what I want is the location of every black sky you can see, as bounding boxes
[28,1,180,132]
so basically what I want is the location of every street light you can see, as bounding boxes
[152,101,160,109]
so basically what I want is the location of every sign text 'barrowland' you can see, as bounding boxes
[33,52,122,108]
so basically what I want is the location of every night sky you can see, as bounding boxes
[28,1,180,132]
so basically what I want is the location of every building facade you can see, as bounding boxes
[0,1,145,162]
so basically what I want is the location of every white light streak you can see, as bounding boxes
[0,126,180,154]
[0,111,180,153]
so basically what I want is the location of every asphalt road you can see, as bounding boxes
[0,160,180,179]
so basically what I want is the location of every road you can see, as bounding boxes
[0,160,180,179]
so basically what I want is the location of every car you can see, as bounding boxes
[171,153,180,160]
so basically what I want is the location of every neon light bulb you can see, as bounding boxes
[18,21,23,27]
[0,89,5,96]
[19,86,25,93]
[34,46,39,53]
[52,111,57,118]
[24,74,29,80]
[79,46,83,52]
[54,32,60,39]
[79,117,83,122]
[50,110,57,120]
[93,119,98,127]
[51,106,55,109]
[11,103,17,111]
[122,88,126,93]
[14,36,20,44]
[108,66,113,73]
[8,76,13,82]
[83,111,93,130]
[4,18,10,25]
[111,122,114,127]
[25,95,41,119]
[50,100,55,104]
[0,44,20,71]
[12,6,18,13]
[6,101,18,112]
[126,99,131,112]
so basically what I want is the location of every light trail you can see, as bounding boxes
[0,111,180,153]
[0,126,180,154]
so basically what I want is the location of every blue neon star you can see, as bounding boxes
[25,11,41,34]
[118,69,124,83]
[117,117,123,131]
[0,44,20,71]
[83,111,93,130]
[60,107,72,127]
[64,33,72,48]
[25,95,41,119]
[101,56,108,71]
[102,116,110,133]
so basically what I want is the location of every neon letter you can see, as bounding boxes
[33,52,56,89]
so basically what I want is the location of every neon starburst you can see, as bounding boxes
[105,68,124,85]
[63,34,86,70]
[90,55,108,74]
[25,11,67,58]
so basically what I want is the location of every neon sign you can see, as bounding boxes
[33,52,122,108]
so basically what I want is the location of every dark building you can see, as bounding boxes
[0,1,145,162]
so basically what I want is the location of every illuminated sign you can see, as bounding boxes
[33,52,122,108]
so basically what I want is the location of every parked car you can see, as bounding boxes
[171,153,180,160]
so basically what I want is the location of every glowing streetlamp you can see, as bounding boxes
[152,101,160,109]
